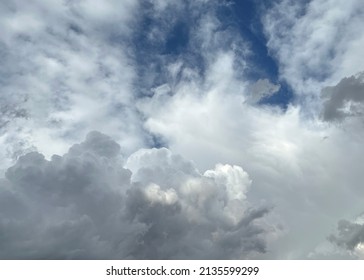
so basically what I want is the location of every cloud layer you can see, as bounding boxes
[0,0,146,170]
[1,0,364,259]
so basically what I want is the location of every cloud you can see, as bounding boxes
[329,220,364,251]
[1,0,364,260]
[0,0,248,170]
[247,79,281,103]
[263,0,364,109]
[321,72,364,121]
[137,40,364,258]
[0,131,275,259]
[327,213,364,259]
[0,0,146,170]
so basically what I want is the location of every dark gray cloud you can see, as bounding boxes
[0,131,274,259]
[321,72,364,121]
[328,217,364,258]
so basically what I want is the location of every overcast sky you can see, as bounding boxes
[1,0,364,259]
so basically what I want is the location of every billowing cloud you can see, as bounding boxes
[0,132,274,259]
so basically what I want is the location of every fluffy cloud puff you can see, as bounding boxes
[0,131,274,259]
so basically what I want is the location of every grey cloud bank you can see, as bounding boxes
[0,132,274,259]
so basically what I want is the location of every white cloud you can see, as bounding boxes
[263,0,364,105]
[327,215,364,259]
[137,40,364,258]
[0,0,145,170]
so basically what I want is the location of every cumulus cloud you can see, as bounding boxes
[0,131,274,259]
[321,72,364,121]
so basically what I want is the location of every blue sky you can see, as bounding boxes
[1,0,364,260]
[131,0,293,110]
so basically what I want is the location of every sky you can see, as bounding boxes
[0,0,364,259]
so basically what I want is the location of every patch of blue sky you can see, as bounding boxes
[220,0,294,108]
[130,0,294,108]
[130,3,205,97]
[162,19,206,79]
[163,21,189,55]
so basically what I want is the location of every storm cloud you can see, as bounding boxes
[0,132,274,259]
